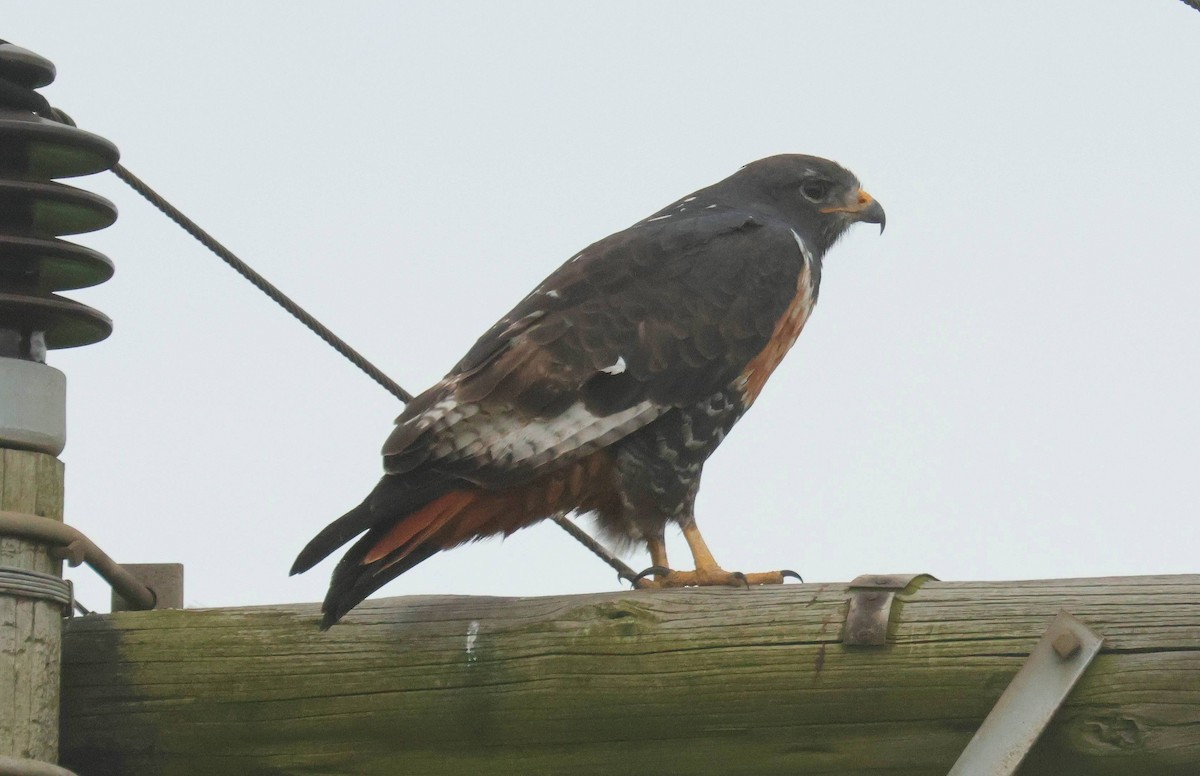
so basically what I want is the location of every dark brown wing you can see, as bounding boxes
[377,209,808,487]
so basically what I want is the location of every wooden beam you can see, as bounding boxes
[61,575,1200,775]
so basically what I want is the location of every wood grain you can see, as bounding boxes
[0,449,65,763]
[61,575,1200,775]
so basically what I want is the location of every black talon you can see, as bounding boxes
[629,565,672,587]
[731,571,750,589]
[780,569,804,583]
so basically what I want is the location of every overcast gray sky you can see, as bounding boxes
[6,1,1199,612]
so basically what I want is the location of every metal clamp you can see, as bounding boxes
[842,573,937,646]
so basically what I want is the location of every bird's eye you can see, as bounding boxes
[800,180,831,202]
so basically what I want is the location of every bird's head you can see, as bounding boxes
[727,154,885,254]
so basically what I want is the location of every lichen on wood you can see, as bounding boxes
[61,575,1200,776]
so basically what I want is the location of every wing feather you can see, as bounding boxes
[382,210,807,486]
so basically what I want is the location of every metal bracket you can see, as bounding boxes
[843,573,937,646]
[111,563,184,612]
[948,610,1104,775]
[0,510,168,611]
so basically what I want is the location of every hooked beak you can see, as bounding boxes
[821,189,886,234]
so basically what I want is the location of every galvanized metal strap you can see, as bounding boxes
[843,573,938,646]
[0,565,71,609]
[948,610,1104,775]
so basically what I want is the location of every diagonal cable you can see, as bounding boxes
[111,163,414,403]
[110,163,640,583]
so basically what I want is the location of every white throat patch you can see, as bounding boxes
[790,229,814,266]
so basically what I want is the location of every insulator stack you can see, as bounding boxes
[0,41,119,455]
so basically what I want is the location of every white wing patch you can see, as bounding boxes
[388,358,665,474]
[433,398,660,472]
[402,396,479,434]
[601,356,626,375]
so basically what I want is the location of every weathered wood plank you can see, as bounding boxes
[0,449,65,763]
[61,576,1200,775]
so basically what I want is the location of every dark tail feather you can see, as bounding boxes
[290,498,375,576]
[317,488,495,628]
[319,543,440,629]
[300,477,528,628]
[291,473,455,577]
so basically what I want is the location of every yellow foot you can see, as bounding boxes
[630,566,801,589]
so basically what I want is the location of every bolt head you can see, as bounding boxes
[1052,631,1082,659]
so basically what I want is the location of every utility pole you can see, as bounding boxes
[0,40,118,771]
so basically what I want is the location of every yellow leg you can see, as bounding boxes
[636,519,799,589]
[681,520,721,573]
[647,535,669,570]
[628,535,672,589]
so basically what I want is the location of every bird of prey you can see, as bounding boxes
[293,154,885,627]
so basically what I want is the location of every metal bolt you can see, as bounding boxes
[1052,631,1082,659]
[50,539,86,567]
